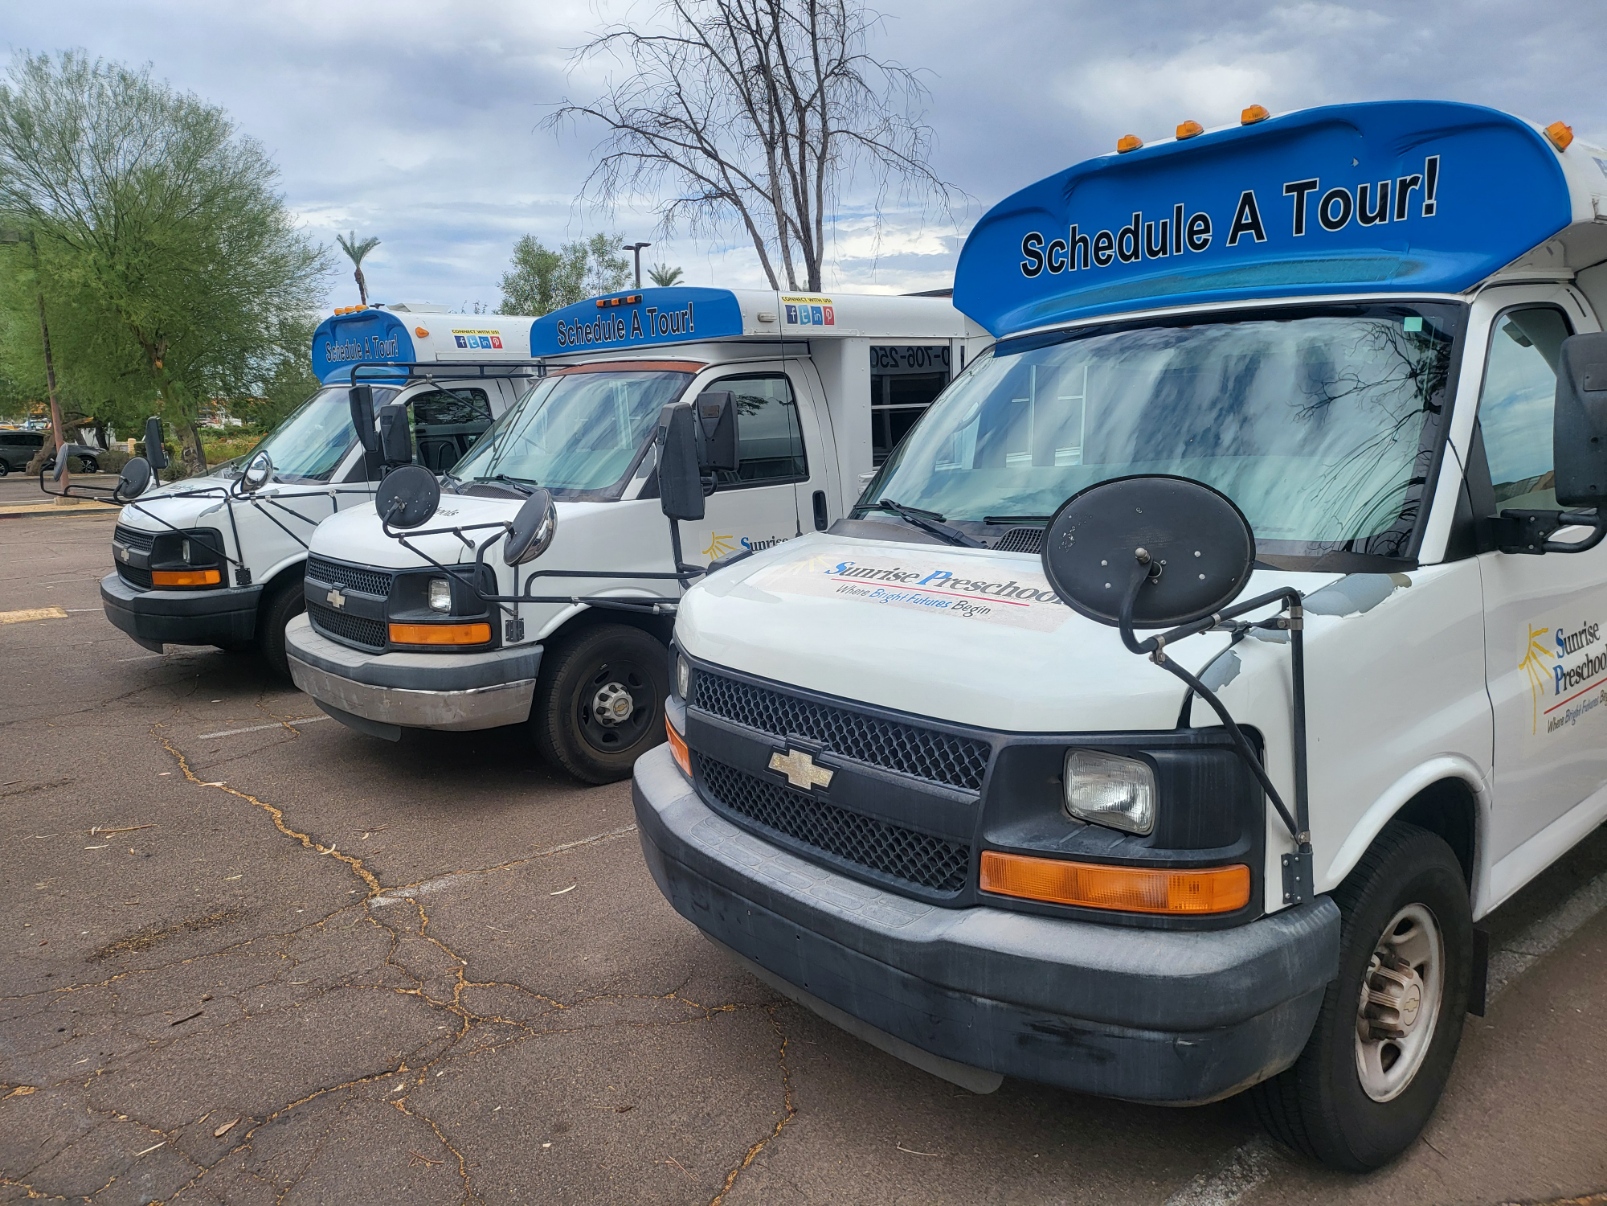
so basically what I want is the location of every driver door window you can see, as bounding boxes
[703,375,808,486]
[1477,307,1572,512]
[411,389,493,473]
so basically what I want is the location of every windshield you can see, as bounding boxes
[449,368,692,497]
[251,385,396,484]
[864,304,1463,564]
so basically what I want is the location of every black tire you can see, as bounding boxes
[255,575,306,680]
[0,459,9,476]
[531,623,669,784]
[1250,822,1472,1170]
[79,456,98,473]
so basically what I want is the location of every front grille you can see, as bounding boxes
[114,525,156,553]
[692,671,991,792]
[306,556,392,597]
[993,526,1044,554]
[117,564,153,590]
[696,753,970,893]
[307,601,387,651]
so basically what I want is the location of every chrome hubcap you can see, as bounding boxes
[1355,902,1444,1102]
[592,682,635,727]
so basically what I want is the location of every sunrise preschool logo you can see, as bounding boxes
[1524,617,1607,735]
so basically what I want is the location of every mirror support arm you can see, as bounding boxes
[1116,563,1315,903]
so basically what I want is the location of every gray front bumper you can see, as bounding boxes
[633,745,1341,1105]
[285,615,542,737]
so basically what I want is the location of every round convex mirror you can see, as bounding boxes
[375,464,441,529]
[503,487,557,565]
[241,450,274,493]
[1041,474,1255,628]
[115,456,152,500]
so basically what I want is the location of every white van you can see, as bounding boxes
[633,101,1607,1169]
[100,308,537,674]
[284,288,990,781]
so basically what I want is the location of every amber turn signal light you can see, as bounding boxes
[1545,121,1574,151]
[1241,104,1270,125]
[387,621,492,646]
[979,851,1252,915]
[666,716,691,777]
[414,326,430,338]
[151,568,221,588]
[1116,133,1143,154]
[1176,120,1204,140]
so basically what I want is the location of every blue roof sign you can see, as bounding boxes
[954,100,1575,338]
[530,287,745,356]
[311,311,417,383]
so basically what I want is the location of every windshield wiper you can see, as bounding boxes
[474,473,537,495]
[864,499,984,548]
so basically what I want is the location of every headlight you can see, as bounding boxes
[676,654,691,700]
[1063,750,1155,835]
[427,577,452,613]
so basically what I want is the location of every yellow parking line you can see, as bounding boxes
[0,607,69,624]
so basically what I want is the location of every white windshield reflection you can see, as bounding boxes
[250,386,395,483]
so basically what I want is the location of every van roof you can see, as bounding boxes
[532,286,983,358]
[311,310,538,383]
[954,99,1607,339]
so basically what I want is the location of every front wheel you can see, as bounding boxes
[256,575,305,680]
[78,455,99,473]
[531,624,668,784]
[0,459,9,476]
[1249,822,1472,1170]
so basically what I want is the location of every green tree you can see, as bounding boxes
[0,52,330,473]
[648,263,683,287]
[336,231,380,306]
[497,233,631,316]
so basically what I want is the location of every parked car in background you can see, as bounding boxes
[0,429,45,474]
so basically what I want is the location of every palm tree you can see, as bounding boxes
[648,263,683,287]
[336,231,381,305]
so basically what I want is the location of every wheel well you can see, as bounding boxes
[1392,779,1477,887]
[543,606,673,652]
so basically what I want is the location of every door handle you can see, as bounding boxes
[812,490,828,531]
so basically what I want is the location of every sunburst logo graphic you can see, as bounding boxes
[1519,624,1553,734]
[702,532,736,560]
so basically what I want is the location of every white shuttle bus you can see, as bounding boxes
[99,308,537,675]
[284,289,990,782]
[632,101,1607,1168]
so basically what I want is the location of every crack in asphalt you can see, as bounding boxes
[1,721,802,1204]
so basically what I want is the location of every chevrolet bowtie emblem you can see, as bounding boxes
[118,546,130,561]
[769,748,834,791]
[326,588,346,609]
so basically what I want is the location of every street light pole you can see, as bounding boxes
[1,228,70,499]
[624,241,651,289]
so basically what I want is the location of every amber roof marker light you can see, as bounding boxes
[1241,104,1271,125]
[1176,120,1204,140]
[1545,121,1574,151]
[1116,133,1144,154]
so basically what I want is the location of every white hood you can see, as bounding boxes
[675,531,1333,734]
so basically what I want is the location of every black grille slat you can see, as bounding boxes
[695,753,970,893]
[993,526,1044,554]
[117,564,153,590]
[113,525,156,553]
[692,671,990,792]
[306,556,392,597]
[307,602,387,651]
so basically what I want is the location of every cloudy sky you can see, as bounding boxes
[6,1,1604,311]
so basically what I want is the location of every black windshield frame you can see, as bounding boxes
[858,300,1469,572]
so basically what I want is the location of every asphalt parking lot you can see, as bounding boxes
[3,506,1606,1206]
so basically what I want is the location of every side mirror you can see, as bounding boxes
[375,463,440,529]
[379,401,412,467]
[143,417,168,470]
[656,403,705,522]
[241,450,274,493]
[504,487,557,565]
[53,443,97,481]
[1554,332,1607,507]
[349,385,378,454]
[115,457,152,500]
[694,390,738,472]
[1041,475,1255,628]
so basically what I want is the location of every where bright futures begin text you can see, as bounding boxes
[1019,155,1442,278]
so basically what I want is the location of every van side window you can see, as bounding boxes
[1477,306,1573,511]
[412,388,493,473]
[704,375,807,485]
